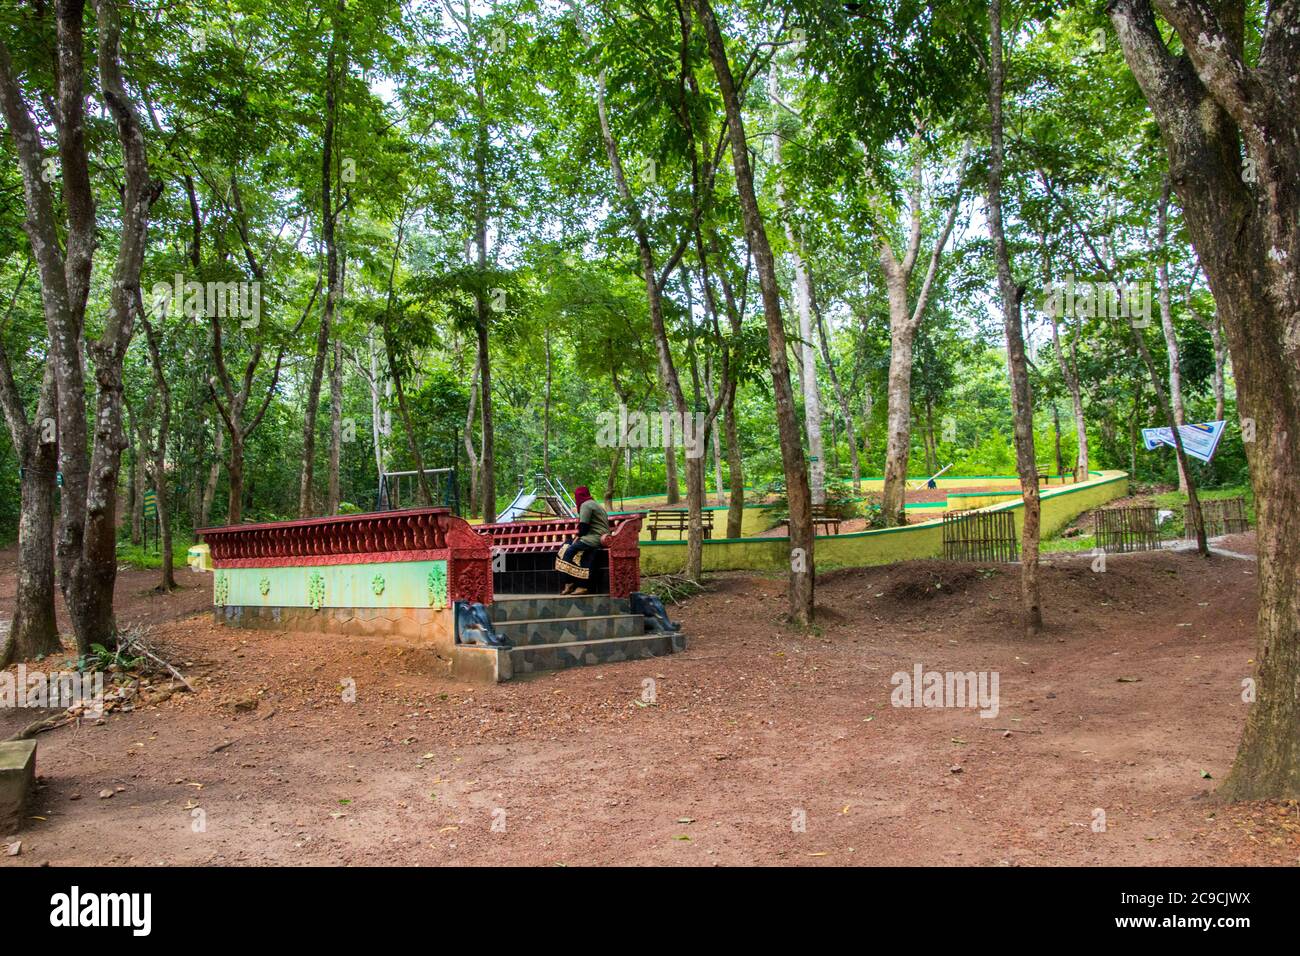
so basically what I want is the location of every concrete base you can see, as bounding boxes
[450,645,513,682]
[215,604,453,651]
[0,739,36,833]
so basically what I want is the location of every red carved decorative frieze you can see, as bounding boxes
[198,508,642,603]
[199,508,452,569]
[208,550,450,569]
[444,513,494,605]
[603,515,642,599]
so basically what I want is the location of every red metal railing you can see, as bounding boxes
[474,515,639,553]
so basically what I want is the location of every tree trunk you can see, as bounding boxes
[139,307,176,590]
[543,322,552,478]
[876,144,967,524]
[1209,317,1226,421]
[1039,223,1091,482]
[201,419,223,527]
[704,360,726,504]
[227,430,245,524]
[202,172,314,528]
[464,352,482,516]
[988,0,1042,635]
[724,379,744,538]
[699,229,748,537]
[1109,0,1300,797]
[1062,188,1209,555]
[1156,176,1189,492]
[813,293,862,492]
[694,0,813,623]
[881,313,916,525]
[327,337,343,514]
[1052,402,1064,478]
[367,335,388,488]
[3,444,60,664]
[300,40,340,519]
[792,246,824,505]
[468,2,497,525]
[131,423,145,545]
[0,353,61,665]
[923,398,939,475]
[772,123,825,505]
[385,337,432,507]
[1129,384,1139,476]
[475,298,495,522]
[1047,308,1090,481]
[664,409,680,505]
[580,11,708,579]
[152,459,175,592]
[604,446,620,513]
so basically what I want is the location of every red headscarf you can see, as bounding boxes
[574,485,592,507]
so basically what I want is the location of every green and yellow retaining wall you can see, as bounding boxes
[635,470,1129,575]
[600,473,1089,542]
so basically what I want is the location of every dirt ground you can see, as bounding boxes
[3,538,1298,866]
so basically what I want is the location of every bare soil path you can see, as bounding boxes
[2,539,1297,866]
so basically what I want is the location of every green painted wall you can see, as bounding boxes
[638,471,1129,574]
[946,491,1023,510]
[214,559,449,610]
[603,472,1101,511]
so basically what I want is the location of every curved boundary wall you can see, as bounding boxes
[638,470,1129,575]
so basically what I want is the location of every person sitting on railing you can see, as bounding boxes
[555,485,609,595]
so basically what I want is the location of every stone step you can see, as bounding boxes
[488,593,630,623]
[509,632,687,677]
[0,739,36,832]
[494,613,644,647]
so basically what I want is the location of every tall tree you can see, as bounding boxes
[1155,176,1188,492]
[571,1,717,580]
[137,299,177,590]
[1102,12,1300,793]
[877,141,966,525]
[300,8,347,517]
[692,0,814,624]
[986,0,1042,634]
[770,69,825,504]
[0,260,60,664]
[0,0,160,654]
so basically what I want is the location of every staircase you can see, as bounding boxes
[453,593,686,681]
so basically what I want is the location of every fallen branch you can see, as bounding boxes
[3,678,189,742]
[647,573,705,606]
[120,630,194,692]
[5,713,70,741]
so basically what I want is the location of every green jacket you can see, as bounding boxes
[577,498,609,547]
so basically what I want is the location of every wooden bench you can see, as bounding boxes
[645,509,714,541]
[780,504,842,536]
[475,515,643,597]
[812,504,842,535]
[1037,465,1079,486]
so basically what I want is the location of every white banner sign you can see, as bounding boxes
[1141,420,1227,464]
